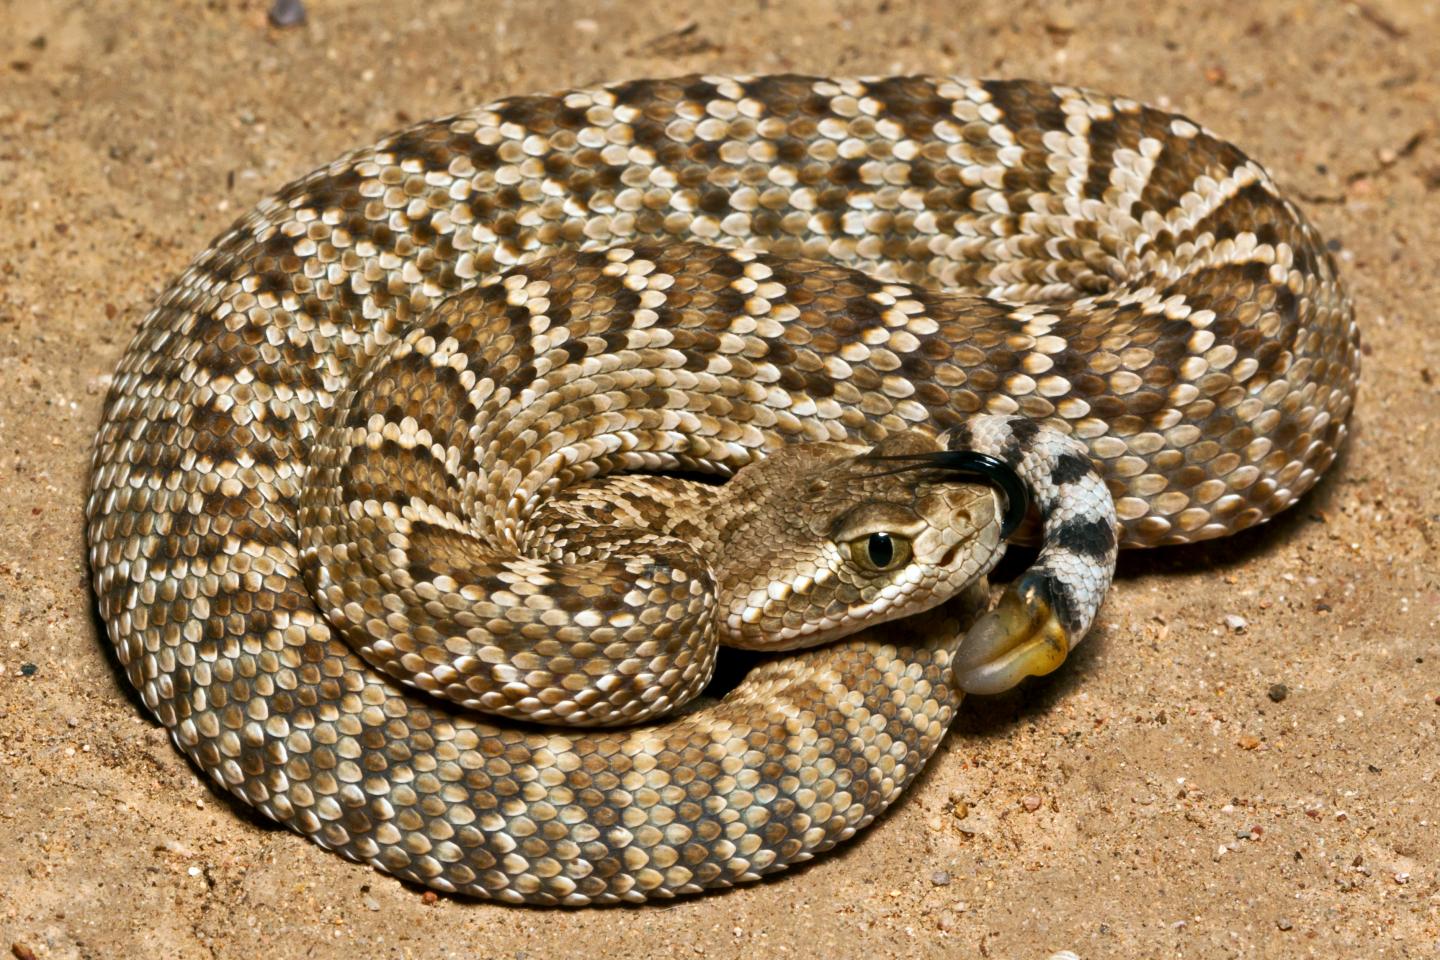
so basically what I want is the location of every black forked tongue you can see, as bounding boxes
[864,450,1030,540]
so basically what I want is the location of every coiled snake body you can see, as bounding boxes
[87,76,1357,904]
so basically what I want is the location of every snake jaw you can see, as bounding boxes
[951,576,1071,696]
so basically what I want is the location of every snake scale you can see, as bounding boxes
[87,75,1358,904]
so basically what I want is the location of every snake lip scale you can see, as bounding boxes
[87,74,1358,905]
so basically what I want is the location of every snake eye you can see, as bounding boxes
[850,532,912,572]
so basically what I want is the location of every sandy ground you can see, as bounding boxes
[2,0,1438,956]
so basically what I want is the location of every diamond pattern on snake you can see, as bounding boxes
[87,75,1358,904]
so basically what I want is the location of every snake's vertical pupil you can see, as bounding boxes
[867,532,894,568]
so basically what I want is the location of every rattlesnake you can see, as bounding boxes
[86,75,1358,904]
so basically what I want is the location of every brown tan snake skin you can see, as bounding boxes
[86,75,1358,904]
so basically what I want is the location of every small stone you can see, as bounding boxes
[13,943,39,960]
[1277,919,1293,931]
[955,809,994,836]
[1394,872,1410,884]
[19,663,37,677]
[421,891,439,905]
[930,870,951,886]
[1021,795,1042,812]
[1237,734,1261,750]
[159,839,195,858]
[1223,614,1248,632]
[363,895,380,911]
[267,0,306,28]
[1267,683,1289,703]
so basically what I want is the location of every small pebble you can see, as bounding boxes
[363,895,380,911]
[1223,614,1248,632]
[1277,918,1293,931]
[267,0,306,27]
[159,839,195,858]
[1267,683,1289,703]
[929,870,951,886]
[20,663,37,677]
[1021,795,1042,812]
[955,811,992,836]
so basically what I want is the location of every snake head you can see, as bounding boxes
[715,431,1013,650]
